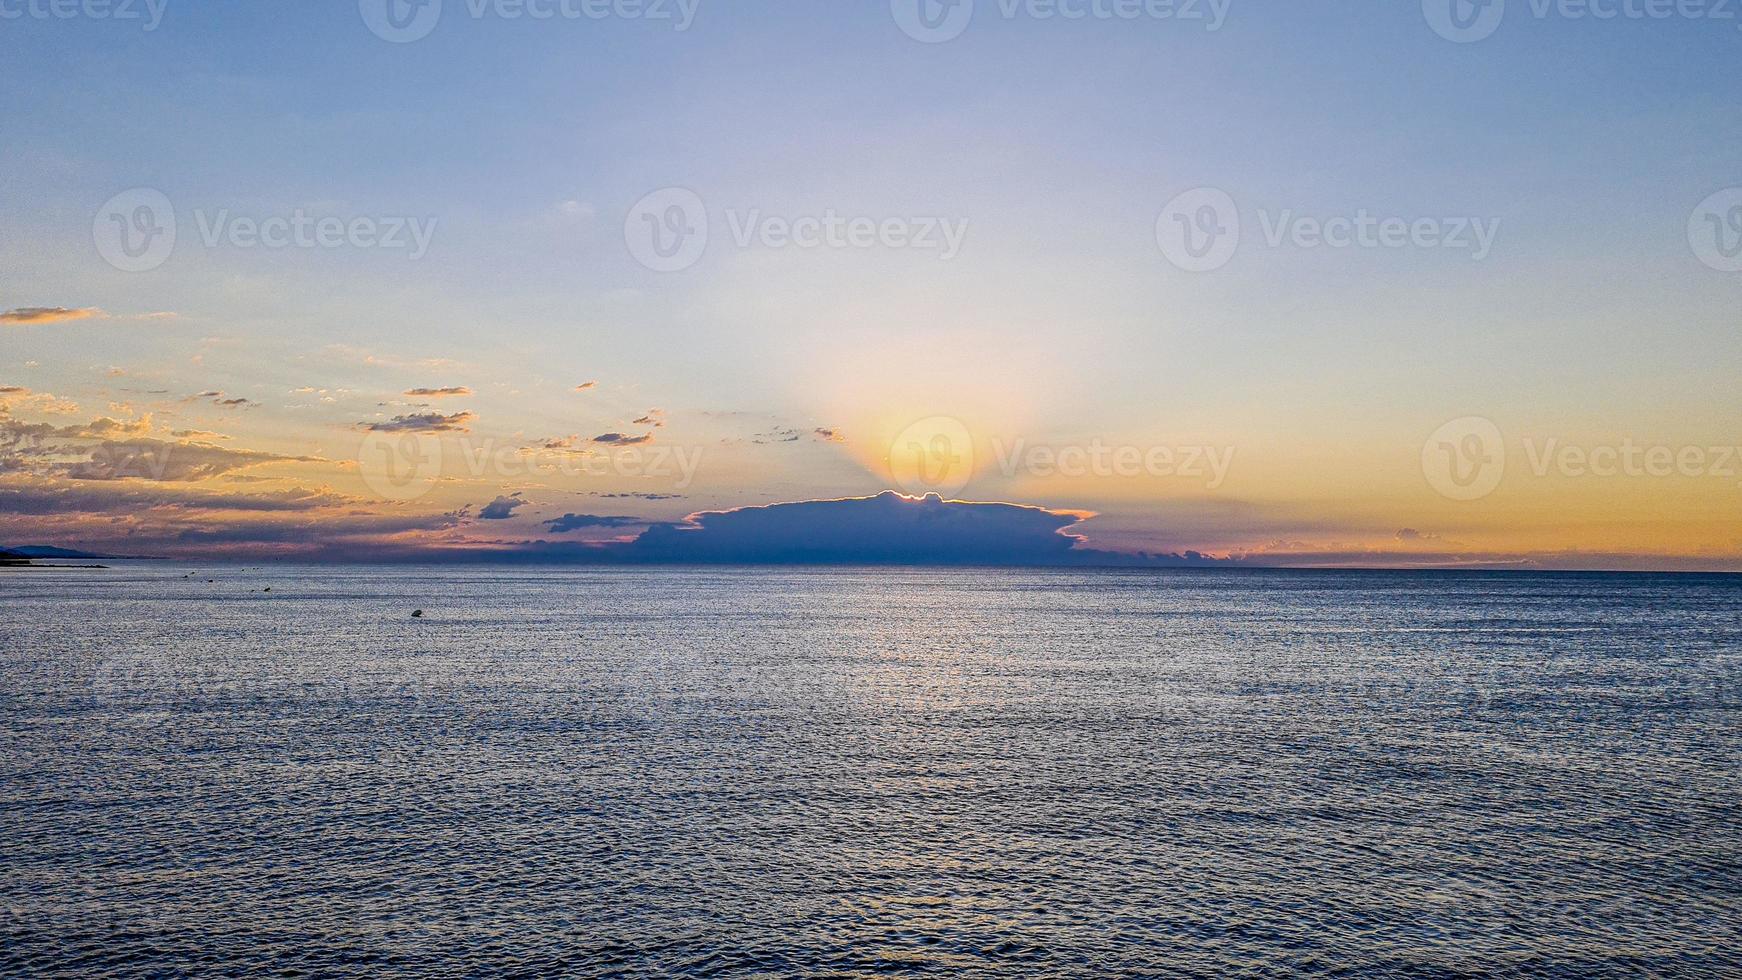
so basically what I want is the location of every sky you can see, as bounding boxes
[1,0,1739,567]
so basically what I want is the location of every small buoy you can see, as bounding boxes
[412,610,424,618]
[263,587,271,592]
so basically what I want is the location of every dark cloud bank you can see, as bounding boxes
[460,491,1228,567]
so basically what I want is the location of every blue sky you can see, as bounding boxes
[1,0,1739,565]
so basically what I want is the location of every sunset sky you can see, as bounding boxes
[2,2,1739,567]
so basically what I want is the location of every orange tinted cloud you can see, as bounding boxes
[1,307,103,325]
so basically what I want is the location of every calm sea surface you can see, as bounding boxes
[2,564,1738,977]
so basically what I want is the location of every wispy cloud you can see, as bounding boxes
[186,391,257,409]
[0,477,353,515]
[1,307,103,325]
[60,438,317,482]
[592,432,653,445]
[405,386,473,398]
[364,411,475,433]
[544,513,646,533]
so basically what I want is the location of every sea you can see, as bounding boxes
[2,564,1738,977]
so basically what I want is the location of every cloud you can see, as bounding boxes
[0,478,352,515]
[1,307,103,325]
[56,416,154,438]
[544,513,646,533]
[591,491,685,500]
[530,435,592,454]
[753,427,802,444]
[632,409,666,427]
[555,200,596,220]
[592,432,653,445]
[365,411,475,433]
[813,427,846,443]
[574,382,598,392]
[187,390,256,409]
[1,386,83,416]
[61,438,316,482]
[161,511,464,547]
[622,491,1102,565]
[478,494,527,520]
[405,387,473,398]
